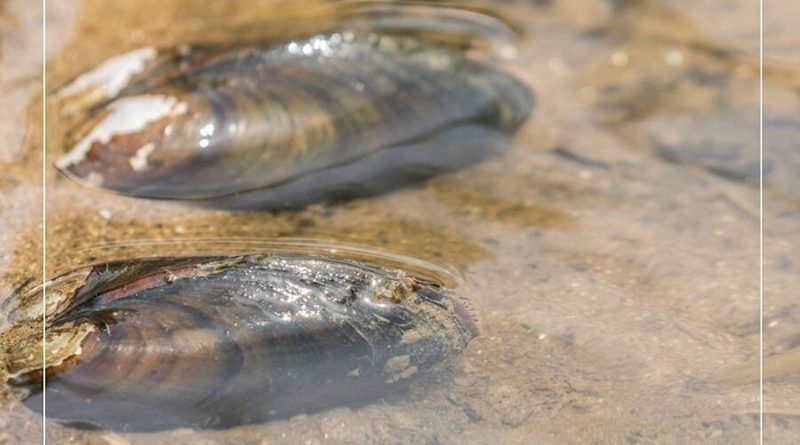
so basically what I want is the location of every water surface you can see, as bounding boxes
[0,0,798,443]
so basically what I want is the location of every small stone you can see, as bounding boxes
[611,51,629,67]
[501,406,532,427]
[664,50,684,66]
[547,57,569,76]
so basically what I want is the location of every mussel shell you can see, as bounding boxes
[56,31,533,208]
[10,254,478,430]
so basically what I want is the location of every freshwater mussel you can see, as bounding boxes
[55,8,533,208]
[4,253,478,430]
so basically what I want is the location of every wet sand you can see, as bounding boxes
[1,0,798,443]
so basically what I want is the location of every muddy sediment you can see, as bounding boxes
[1,0,798,444]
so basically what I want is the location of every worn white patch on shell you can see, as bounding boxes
[58,47,157,100]
[129,142,156,172]
[56,95,188,170]
[6,324,95,378]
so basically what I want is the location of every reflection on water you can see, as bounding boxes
[0,0,798,443]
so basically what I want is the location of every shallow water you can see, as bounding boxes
[1,0,798,443]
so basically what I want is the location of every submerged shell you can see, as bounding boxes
[56,30,533,208]
[7,254,478,430]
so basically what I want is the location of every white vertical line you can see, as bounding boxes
[758,0,764,444]
[41,0,47,444]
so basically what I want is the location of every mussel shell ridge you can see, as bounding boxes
[9,254,478,430]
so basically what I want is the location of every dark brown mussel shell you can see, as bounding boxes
[6,254,478,430]
[55,24,533,209]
